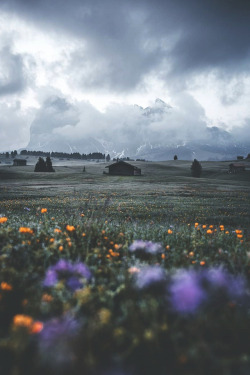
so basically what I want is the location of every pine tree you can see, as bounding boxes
[34,157,47,172]
[191,159,202,177]
[46,157,54,172]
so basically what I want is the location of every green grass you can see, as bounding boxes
[0,160,250,375]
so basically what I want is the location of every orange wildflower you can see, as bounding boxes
[54,228,62,233]
[168,229,173,234]
[59,245,63,252]
[237,234,243,238]
[0,217,8,224]
[235,230,242,234]
[19,227,34,234]
[200,261,206,266]
[194,222,199,227]
[13,314,33,329]
[166,245,170,250]
[1,282,12,291]
[189,251,194,257]
[82,232,86,237]
[42,293,53,302]
[66,225,75,231]
[49,238,55,243]
[161,254,166,259]
[30,321,44,334]
[202,225,206,229]
[41,208,47,213]
[207,229,213,234]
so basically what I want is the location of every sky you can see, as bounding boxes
[0,0,250,151]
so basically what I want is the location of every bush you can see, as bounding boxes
[34,157,54,172]
[191,159,202,177]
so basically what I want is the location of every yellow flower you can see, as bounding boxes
[41,208,47,213]
[19,227,34,234]
[66,225,75,231]
[1,282,12,291]
[98,308,111,325]
[0,217,8,224]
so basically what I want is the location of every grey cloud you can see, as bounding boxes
[2,0,250,92]
[0,46,27,96]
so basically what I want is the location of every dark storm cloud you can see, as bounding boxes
[0,46,27,96]
[2,0,250,92]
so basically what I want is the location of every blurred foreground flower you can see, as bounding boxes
[43,259,92,291]
[135,266,166,290]
[0,217,8,223]
[39,315,79,366]
[129,240,162,255]
[170,270,206,314]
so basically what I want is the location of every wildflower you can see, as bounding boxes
[42,293,53,302]
[200,261,206,266]
[19,227,34,234]
[0,217,8,223]
[82,232,86,237]
[169,270,206,314]
[207,229,213,234]
[13,314,42,334]
[54,228,62,234]
[66,225,75,232]
[235,229,242,234]
[194,222,199,227]
[135,266,166,290]
[41,208,47,213]
[202,225,206,229]
[98,308,111,324]
[1,282,12,291]
[128,266,140,274]
[30,321,44,334]
[129,240,162,255]
[189,251,194,257]
[168,229,173,234]
[39,315,79,365]
[161,254,166,259]
[59,245,63,252]
[237,234,243,239]
[43,260,91,291]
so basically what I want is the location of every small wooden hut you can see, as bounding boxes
[228,163,245,173]
[105,161,141,176]
[13,159,27,166]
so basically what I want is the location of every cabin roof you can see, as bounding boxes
[105,160,140,170]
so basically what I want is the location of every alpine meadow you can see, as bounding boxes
[0,158,250,375]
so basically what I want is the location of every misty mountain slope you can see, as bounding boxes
[26,98,250,161]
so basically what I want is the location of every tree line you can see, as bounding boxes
[20,150,106,160]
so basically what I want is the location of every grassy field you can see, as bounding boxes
[0,159,250,375]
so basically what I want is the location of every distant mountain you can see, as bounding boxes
[26,98,250,161]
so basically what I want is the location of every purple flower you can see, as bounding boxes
[204,267,229,288]
[52,259,74,273]
[66,276,83,291]
[72,262,92,280]
[43,260,91,291]
[170,270,206,314]
[39,315,79,365]
[43,269,58,287]
[129,240,162,255]
[135,266,166,289]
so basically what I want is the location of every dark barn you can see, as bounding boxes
[105,161,141,176]
[229,163,245,173]
[13,159,27,166]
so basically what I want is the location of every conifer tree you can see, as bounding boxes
[191,159,202,177]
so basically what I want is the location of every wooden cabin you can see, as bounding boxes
[105,161,141,176]
[228,163,245,174]
[13,159,27,166]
